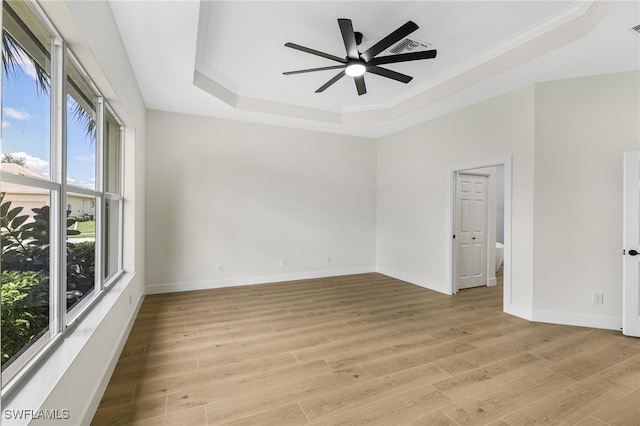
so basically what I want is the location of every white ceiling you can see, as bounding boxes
[109,1,640,138]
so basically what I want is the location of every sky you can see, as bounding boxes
[1,51,97,189]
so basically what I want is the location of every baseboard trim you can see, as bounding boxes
[504,303,533,321]
[145,266,377,295]
[375,267,450,295]
[532,309,622,331]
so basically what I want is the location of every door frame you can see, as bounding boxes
[448,157,512,309]
[623,151,640,336]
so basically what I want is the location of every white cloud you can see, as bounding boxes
[73,154,96,162]
[7,152,50,174]
[3,107,30,120]
[2,121,11,128]
[10,47,39,81]
[18,58,38,81]
[3,44,39,81]
[67,176,96,190]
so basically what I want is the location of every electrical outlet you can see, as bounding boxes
[279,258,286,267]
[327,256,332,264]
[217,264,224,272]
[592,293,604,305]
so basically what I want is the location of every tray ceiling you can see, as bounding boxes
[109,1,640,137]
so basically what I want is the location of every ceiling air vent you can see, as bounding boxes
[387,37,432,55]
[629,24,640,35]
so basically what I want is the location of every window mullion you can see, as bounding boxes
[118,125,125,272]
[50,35,67,336]
[95,97,105,291]
[119,125,125,196]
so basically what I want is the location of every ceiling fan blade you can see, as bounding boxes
[338,18,359,60]
[283,65,345,75]
[285,42,347,64]
[316,70,346,93]
[354,75,367,95]
[360,21,419,62]
[367,66,413,84]
[368,50,437,66]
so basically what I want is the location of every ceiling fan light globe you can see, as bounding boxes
[345,63,366,77]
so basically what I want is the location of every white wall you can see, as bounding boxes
[145,111,377,293]
[376,86,536,310]
[376,71,640,328]
[2,1,147,425]
[532,71,640,328]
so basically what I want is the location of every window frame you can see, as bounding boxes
[1,0,125,393]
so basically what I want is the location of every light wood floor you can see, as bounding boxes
[92,272,640,425]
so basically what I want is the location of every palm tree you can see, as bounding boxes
[2,31,48,91]
[2,30,95,137]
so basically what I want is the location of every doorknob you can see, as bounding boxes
[629,249,639,256]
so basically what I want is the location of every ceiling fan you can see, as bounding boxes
[283,18,437,96]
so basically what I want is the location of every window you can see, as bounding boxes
[1,0,124,389]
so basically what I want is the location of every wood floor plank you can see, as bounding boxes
[312,384,451,426]
[432,336,533,376]
[291,328,406,364]
[321,333,443,370]
[441,368,575,425]
[92,273,640,426]
[298,363,449,422]
[408,409,459,426]
[484,420,512,426]
[547,339,639,381]
[432,353,552,400]
[203,365,370,424]
[138,359,330,403]
[592,388,640,426]
[529,328,615,362]
[502,374,634,425]
[128,406,207,426]
[217,402,309,426]
[92,395,167,426]
[597,353,640,389]
[96,380,136,408]
[360,340,477,377]
[196,351,297,376]
[574,417,610,426]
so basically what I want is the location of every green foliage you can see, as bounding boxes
[1,193,83,272]
[1,270,49,365]
[66,241,95,307]
[1,196,55,272]
[1,153,26,165]
[68,214,93,223]
[1,194,96,365]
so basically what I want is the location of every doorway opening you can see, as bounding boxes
[448,157,512,311]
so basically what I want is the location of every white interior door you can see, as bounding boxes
[623,151,640,337]
[456,173,488,290]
